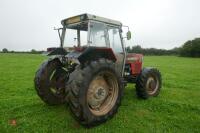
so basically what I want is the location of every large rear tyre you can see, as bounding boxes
[66,59,124,127]
[34,59,67,105]
[135,68,162,99]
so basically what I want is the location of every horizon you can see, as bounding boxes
[1,44,181,52]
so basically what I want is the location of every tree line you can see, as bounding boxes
[126,37,200,57]
[1,48,44,54]
[126,45,179,56]
[1,38,200,57]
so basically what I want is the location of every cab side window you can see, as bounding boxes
[108,27,123,53]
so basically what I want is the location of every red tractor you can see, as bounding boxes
[34,14,162,127]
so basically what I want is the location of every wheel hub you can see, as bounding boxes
[87,71,119,116]
[149,80,156,90]
[94,87,107,100]
[146,76,158,95]
[87,77,109,108]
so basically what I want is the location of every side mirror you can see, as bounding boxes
[127,31,131,40]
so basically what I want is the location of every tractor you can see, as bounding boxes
[34,13,162,127]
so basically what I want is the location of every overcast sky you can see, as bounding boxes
[0,0,200,51]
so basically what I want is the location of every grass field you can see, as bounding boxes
[0,53,200,133]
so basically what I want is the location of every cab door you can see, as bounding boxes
[108,26,125,75]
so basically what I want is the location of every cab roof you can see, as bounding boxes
[61,13,122,27]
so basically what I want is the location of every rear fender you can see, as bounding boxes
[78,47,117,64]
[47,47,68,56]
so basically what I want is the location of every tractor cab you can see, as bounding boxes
[55,14,129,74]
[61,14,124,51]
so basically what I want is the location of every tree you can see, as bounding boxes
[180,38,200,57]
[31,49,37,54]
[126,46,131,53]
[132,45,143,53]
[2,48,8,53]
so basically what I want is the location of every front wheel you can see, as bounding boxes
[135,68,162,99]
[34,59,68,105]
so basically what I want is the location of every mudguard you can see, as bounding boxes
[78,47,117,64]
[47,47,68,56]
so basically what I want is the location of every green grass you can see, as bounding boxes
[0,53,200,133]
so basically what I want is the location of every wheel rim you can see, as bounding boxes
[146,76,159,95]
[49,67,67,96]
[87,71,119,116]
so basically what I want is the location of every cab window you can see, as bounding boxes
[108,27,123,53]
[88,22,109,47]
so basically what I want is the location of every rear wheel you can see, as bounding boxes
[66,59,124,127]
[34,59,68,105]
[135,68,161,99]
